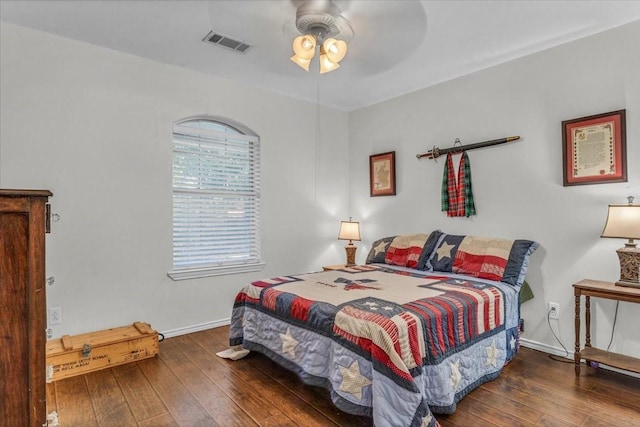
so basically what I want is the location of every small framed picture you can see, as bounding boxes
[562,109,627,186]
[369,151,396,197]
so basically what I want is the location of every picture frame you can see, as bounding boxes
[369,151,396,197]
[562,109,627,186]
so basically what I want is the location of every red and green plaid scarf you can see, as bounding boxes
[441,152,476,217]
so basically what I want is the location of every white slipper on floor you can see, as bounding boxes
[216,345,250,360]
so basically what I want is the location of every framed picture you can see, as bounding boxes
[369,151,396,196]
[562,109,627,186]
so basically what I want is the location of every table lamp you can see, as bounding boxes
[338,218,361,266]
[601,196,640,288]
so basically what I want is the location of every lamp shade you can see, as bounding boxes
[601,204,640,239]
[338,220,361,242]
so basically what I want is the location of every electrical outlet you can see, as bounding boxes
[49,307,62,325]
[548,302,559,320]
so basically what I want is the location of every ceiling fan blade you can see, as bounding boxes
[208,1,289,42]
[343,1,428,75]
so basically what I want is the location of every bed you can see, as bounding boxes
[227,230,538,427]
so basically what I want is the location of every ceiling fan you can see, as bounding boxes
[289,0,354,73]
[286,0,427,76]
[207,0,427,78]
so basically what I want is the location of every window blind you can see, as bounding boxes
[169,119,262,279]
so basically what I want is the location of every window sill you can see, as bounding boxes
[168,262,266,281]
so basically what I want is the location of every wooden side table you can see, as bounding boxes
[573,279,640,375]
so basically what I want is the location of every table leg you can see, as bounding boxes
[574,292,581,375]
[585,296,591,348]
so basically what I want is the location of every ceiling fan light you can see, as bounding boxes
[290,54,312,71]
[319,53,340,74]
[292,35,316,60]
[323,38,348,63]
[290,0,353,74]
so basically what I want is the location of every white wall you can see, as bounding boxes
[2,19,639,359]
[0,22,350,337]
[349,21,639,359]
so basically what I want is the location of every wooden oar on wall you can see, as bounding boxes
[416,136,521,160]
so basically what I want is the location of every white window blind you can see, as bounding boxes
[168,118,263,280]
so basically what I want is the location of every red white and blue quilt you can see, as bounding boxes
[229,264,521,427]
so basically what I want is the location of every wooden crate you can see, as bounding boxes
[45,321,159,382]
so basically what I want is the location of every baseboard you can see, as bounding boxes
[161,318,230,339]
[520,337,640,379]
[520,337,571,358]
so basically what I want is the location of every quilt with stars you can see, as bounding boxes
[229,265,521,427]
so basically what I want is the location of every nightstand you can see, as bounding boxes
[322,264,348,271]
[573,279,640,375]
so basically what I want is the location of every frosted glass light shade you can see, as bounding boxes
[323,38,348,63]
[290,54,312,71]
[290,34,348,74]
[292,35,316,59]
[319,53,339,73]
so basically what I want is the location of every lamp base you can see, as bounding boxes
[345,244,357,266]
[615,280,640,289]
[614,245,640,288]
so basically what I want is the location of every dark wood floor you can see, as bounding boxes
[46,325,640,426]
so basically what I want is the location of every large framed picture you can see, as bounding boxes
[562,109,627,186]
[369,151,396,197]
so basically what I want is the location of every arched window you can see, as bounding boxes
[168,116,263,280]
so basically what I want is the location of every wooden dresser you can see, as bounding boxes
[1,189,52,427]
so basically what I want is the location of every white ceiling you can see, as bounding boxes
[2,0,640,111]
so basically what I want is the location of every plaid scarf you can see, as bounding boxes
[441,152,476,217]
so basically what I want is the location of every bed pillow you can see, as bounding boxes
[426,233,538,286]
[417,230,444,270]
[384,234,430,268]
[365,236,397,264]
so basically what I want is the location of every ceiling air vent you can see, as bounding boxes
[202,31,252,54]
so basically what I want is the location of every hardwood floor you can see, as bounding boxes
[46,326,640,426]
